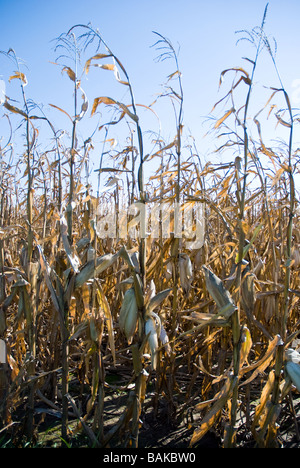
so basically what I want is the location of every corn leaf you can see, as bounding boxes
[3,100,27,118]
[190,376,236,446]
[148,288,172,313]
[214,107,235,129]
[91,96,138,122]
[9,71,28,85]
[84,53,113,74]
[75,252,119,289]
[49,103,73,122]
[62,66,76,82]
[96,280,116,365]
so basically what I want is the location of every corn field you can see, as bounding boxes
[1,7,300,448]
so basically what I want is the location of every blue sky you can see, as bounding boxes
[0,0,300,189]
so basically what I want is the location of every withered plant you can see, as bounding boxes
[0,4,300,449]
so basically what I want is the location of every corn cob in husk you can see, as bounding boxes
[119,287,138,344]
[179,253,193,295]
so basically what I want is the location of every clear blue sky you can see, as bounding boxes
[0,0,300,188]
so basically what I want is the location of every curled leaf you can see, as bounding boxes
[190,375,237,446]
[9,71,28,86]
[62,66,76,82]
[94,63,129,86]
[49,103,73,122]
[91,96,138,122]
[84,53,113,74]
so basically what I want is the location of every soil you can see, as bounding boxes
[29,393,300,449]
[26,395,223,449]
[2,369,300,449]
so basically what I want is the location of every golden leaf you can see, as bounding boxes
[190,376,236,446]
[62,66,76,82]
[91,96,138,122]
[49,103,73,122]
[98,64,115,71]
[3,100,27,118]
[214,107,235,129]
[84,53,112,74]
[9,71,28,86]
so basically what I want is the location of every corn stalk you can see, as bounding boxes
[262,25,295,448]
[1,49,39,441]
[227,8,268,446]
[67,24,151,446]
[152,32,184,340]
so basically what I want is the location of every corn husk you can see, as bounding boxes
[240,326,252,367]
[264,295,276,323]
[202,265,235,318]
[0,339,6,364]
[149,279,156,300]
[291,248,300,269]
[159,324,171,355]
[285,361,300,392]
[145,312,160,369]
[253,258,264,277]
[119,287,138,344]
[165,262,172,280]
[285,348,300,364]
[179,253,193,295]
[86,246,96,262]
[241,271,256,312]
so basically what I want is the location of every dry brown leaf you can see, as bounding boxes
[214,107,235,129]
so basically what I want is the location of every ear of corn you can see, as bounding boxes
[145,313,160,370]
[179,253,193,295]
[0,339,6,364]
[285,348,300,364]
[119,287,138,344]
[241,271,256,312]
[285,361,300,392]
[202,265,236,318]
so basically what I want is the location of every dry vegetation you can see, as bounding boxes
[1,6,300,448]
